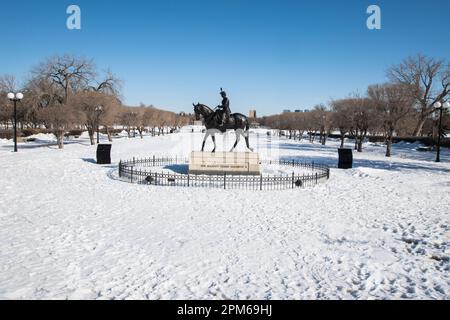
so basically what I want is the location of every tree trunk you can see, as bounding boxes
[87,127,95,145]
[357,136,363,152]
[412,117,426,136]
[57,132,64,149]
[340,134,345,148]
[385,128,394,157]
[386,136,392,157]
[106,126,113,142]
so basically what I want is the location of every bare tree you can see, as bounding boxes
[71,91,118,145]
[287,112,306,140]
[348,97,375,152]
[331,99,353,148]
[368,83,415,156]
[304,111,318,143]
[135,108,147,139]
[119,108,139,138]
[387,54,449,136]
[101,97,121,142]
[22,75,73,148]
[21,77,57,129]
[0,75,17,129]
[88,70,122,97]
[26,55,96,148]
[141,107,157,136]
[33,54,96,104]
[311,105,331,145]
[0,75,17,93]
[40,104,75,148]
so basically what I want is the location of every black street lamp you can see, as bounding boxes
[434,101,450,163]
[95,105,103,144]
[7,92,24,152]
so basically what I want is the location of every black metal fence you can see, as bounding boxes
[118,156,330,190]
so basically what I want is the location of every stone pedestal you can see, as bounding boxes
[189,151,260,175]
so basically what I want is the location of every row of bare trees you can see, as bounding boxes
[0,54,191,148]
[260,54,449,157]
[119,105,190,139]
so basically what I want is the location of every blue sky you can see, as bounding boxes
[1,0,449,115]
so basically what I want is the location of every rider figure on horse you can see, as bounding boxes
[217,88,231,126]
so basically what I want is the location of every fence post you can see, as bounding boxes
[131,166,133,183]
[315,172,318,184]
[260,175,263,190]
[133,157,135,165]
[119,160,122,177]
[292,172,294,189]
[154,172,157,185]
[187,173,190,187]
[327,168,330,179]
[153,155,155,167]
[224,173,226,189]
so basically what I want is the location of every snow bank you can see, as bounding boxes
[25,133,57,143]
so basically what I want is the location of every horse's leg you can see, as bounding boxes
[211,134,216,153]
[230,131,240,152]
[244,129,253,152]
[202,131,210,152]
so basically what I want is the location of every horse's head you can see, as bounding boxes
[193,103,201,120]
[193,102,213,120]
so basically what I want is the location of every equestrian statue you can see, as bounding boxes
[193,88,253,153]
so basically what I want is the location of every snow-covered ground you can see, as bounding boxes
[0,130,448,300]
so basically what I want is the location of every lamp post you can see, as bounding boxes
[7,92,24,152]
[434,101,450,163]
[95,105,103,144]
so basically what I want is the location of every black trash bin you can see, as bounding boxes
[338,148,353,169]
[97,144,112,164]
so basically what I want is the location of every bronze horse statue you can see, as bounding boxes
[193,103,253,152]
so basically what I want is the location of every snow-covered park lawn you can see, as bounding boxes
[0,130,448,299]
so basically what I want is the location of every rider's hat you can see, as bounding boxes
[220,88,226,96]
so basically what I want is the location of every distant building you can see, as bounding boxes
[283,109,291,114]
[248,110,257,119]
[294,110,301,113]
